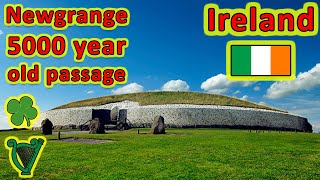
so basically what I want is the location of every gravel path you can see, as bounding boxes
[51,138,115,144]
[52,130,119,135]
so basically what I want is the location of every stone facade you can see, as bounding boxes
[34,101,312,132]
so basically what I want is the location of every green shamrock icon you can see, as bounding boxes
[7,96,38,127]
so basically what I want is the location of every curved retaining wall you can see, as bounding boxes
[34,103,312,132]
[36,108,92,127]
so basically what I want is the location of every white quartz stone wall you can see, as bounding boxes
[35,102,311,131]
[34,101,139,127]
[35,108,92,127]
[126,105,307,131]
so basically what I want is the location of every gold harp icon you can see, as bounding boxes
[5,136,46,178]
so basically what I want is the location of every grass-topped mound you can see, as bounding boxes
[53,92,284,112]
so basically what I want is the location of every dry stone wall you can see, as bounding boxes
[35,102,312,132]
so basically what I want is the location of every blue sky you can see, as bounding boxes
[0,0,319,131]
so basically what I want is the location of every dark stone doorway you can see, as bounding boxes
[92,109,114,125]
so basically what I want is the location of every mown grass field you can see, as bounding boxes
[0,129,319,179]
[53,92,284,112]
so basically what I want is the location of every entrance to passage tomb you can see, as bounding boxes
[116,109,130,130]
[118,109,127,124]
[111,106,120,122]
[92,109,114,125]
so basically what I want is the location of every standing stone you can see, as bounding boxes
[89,118,105,134]
[151,115,165,134]
[118,109,127,124]
[110,106,119,121]
[41,119,53,135]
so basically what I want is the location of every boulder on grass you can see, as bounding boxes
[111,106,119,121]
[151,115,165,134]
[41,119,53,135]
[89,118,105,134]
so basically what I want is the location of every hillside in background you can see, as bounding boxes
[53,92,284,112]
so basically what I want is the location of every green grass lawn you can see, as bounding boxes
[0,129,319,179]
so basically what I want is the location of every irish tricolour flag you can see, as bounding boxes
[231,45,291,76]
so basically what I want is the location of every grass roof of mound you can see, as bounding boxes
[53,92,285,112]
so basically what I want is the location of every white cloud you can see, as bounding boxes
[265,64,320,99]
[201,74,254,94]
[253,86,260,91]
[274,97,320,133]
[0,30,3,35]
[207,88,229,94]
[111,83,144,95]
[87,90,95,94]
[242,82,254,87]
[233,90,241,95]
[259,101,267,106]
[312,123,320,133]
[161,80,190,91]
[289,105,320,133]
[290,106,320,117]
[0,113,11,130]
[240,95,249,101]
